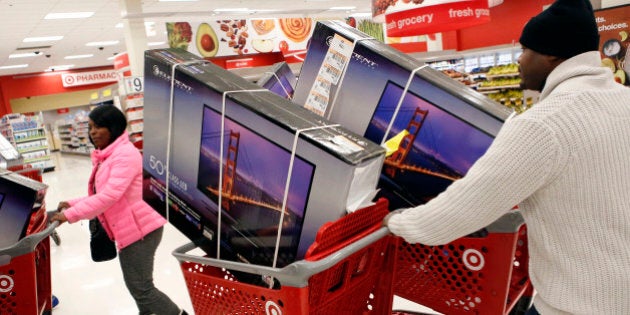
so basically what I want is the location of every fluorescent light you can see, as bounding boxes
[148,41,166,46]
[115,22,124,28]
[86,41,120,47]
[47,65,74,71]
[158,0,198,2]
[9,52,41,58]
[65,54,94,60]
[23,36,64,42]
[329,6,356,10]
[213,8,250,12]
[350,12,373,17]
[45,12,94,19]
[0,64,28,70]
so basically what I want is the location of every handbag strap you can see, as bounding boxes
[90,162,101,194]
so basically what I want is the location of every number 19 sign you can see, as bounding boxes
[123,76,144,95]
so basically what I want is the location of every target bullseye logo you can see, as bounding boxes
[64,75,75,85]
[265,301,282,315]
[0,275,14,292]
[462,249,485,271]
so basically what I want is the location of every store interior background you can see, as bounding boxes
[0,0,627,313]
[1,0,628,131]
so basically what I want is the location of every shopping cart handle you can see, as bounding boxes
[173,226,390,287]
[486,210,525,233]
[0,216,59,264]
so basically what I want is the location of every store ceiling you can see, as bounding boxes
[0,0,616,77]
[0,0,372,76]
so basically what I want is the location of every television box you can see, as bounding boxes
[0,170,47,248]
[257,61,297,99]
[293,21,512,209]
[143,48,385,267]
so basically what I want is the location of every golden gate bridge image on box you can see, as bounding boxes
[203,130,293,217]
[383,106,461,182]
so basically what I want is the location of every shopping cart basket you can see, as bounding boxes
[6,164,60,246]
[173,198,395,315]
[0,211,59,315]
[391,211,530,315]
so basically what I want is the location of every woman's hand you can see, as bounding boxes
[57,201,71,211]
[49,211,68,225]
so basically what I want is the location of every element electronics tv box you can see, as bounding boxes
[143,48,385,267]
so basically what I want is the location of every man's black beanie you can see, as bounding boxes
[519,0,599,58]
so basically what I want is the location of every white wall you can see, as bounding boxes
[601,0,630,8]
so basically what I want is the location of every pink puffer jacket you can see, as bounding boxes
[64,131,166,250]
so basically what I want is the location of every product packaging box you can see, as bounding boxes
[143,48,385,268]
[257,61,297,99]
[293,21,512,209]
[0,170,47,248]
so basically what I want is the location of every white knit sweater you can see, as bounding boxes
[387,51,630,315]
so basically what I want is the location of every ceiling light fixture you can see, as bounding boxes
[64,54,94,60]
[350,12,373,17]
[148,41,166,46]
[23,36,64,42]
[46,65,75,71]
[0,64,28,70]
[44,12,94,19]
[115,22,124,28]
[329,6,356,10]
[86,41,120,47]
[9,52,41,59]
[213,8,250,12]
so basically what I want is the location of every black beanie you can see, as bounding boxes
[519,0,599,59]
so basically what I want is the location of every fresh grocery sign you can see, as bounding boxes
[61,70,120,87]
[373,0,491,37]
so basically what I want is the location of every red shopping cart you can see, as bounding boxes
[391,211,531,315]
[0,209,58,315]
[172,198,395,315]
[1,165,59,315]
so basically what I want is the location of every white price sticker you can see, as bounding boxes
[304,91,329,116]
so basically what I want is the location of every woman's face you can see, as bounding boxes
[88,119,112,150]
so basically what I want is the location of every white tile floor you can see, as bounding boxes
[41,152,437,315]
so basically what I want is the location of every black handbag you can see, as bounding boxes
[88,162,116,262]
[89,218,117,262]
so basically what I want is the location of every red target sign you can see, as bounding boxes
[462,248,485,271]
[0,275,14,292]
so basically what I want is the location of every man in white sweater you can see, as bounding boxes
[385,0,630,314]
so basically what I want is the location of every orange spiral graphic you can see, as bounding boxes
[279,18,312,43]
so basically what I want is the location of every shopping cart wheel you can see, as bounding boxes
[51,230,61,246]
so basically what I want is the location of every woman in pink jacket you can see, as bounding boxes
[50,105,187,315]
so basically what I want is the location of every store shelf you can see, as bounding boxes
[56,113,94,155]
[485,73,520,79]
[477,84,521,91]
[122,91,144,151]
[18,146,49,154]
[0,114,55,171]
[15,135,47,143]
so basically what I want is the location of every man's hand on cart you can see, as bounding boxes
[382,208,405,228]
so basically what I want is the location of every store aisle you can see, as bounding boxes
[43,152,194,315]
[42,152,437,315]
